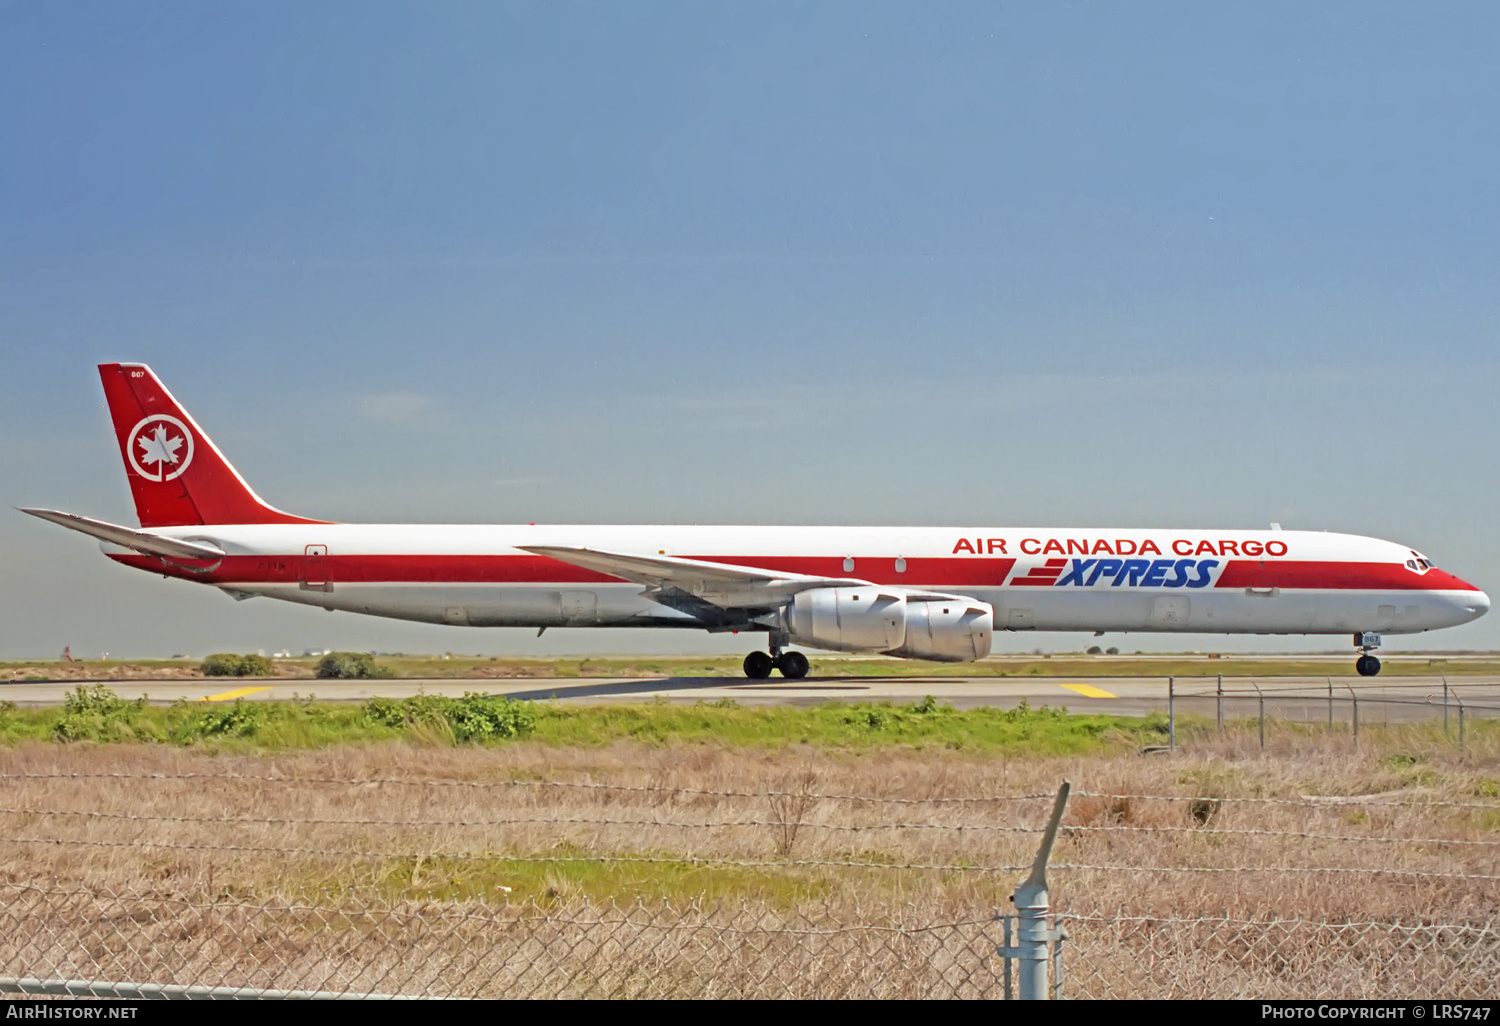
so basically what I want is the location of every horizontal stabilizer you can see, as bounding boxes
[18,508,226,560]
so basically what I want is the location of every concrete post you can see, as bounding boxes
[1252,680,1265,749]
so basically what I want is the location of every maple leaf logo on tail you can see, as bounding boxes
[137,425,182,468]
[125,414,195,482]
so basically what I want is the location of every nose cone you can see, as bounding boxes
[1467,589,1491,621]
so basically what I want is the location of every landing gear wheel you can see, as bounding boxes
[743,651,775,679]
[777,651,810,679]
[1356,654,1381,677]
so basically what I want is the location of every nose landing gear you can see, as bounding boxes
[1354,632,1382,677]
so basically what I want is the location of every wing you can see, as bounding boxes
[18,508,227,561]
[518,545,868,612]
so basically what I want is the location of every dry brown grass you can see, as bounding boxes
[0,734,1496,997]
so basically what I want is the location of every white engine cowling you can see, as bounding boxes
[786,588,994,662]
[788,587,906,653]
[887,600,994,662]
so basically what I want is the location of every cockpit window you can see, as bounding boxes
[1406,552,1435,573]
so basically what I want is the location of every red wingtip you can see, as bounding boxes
[98,363,327,527]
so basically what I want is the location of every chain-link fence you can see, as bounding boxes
[0,886,1005,999]
[0,765,1496,998]
[1057,913,1500,999]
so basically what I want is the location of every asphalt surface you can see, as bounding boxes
[5,674,1498,720]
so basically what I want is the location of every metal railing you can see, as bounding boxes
[1166,674,1500,750]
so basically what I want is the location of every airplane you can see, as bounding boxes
[19,363,1490,679]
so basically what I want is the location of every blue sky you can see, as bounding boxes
[3,2,1498,658]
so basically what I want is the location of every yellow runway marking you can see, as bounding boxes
[1060,683,1117,699]
[198,686,272,703]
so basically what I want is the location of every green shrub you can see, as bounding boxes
[447,693,535,741]
[241,654,273,676]
[361,693,534,742]
[55,685,147,742]
[201,653,244,676]
[902,695,948,716]
[316,652,395,679]
[201,653,273,677]
[172,700,264,743]
[843,707,889,731]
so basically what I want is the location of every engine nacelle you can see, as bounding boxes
[788,587,906,653]
[887,599,994,662]
[785,588,994,662]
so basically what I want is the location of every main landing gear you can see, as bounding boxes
[743,642,810,680]
[1354,632,1382,677]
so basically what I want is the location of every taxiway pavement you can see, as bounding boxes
[4,674,1498,721]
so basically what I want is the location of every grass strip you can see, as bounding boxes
[0,685,1163,754]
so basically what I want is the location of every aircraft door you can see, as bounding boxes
[301,544,330,591]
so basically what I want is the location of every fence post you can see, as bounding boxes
[1001,916,1013,1000]
[1443,676,1450,738]
[998,780,1071,999]
[1216,673,1223,734]
[1052,931,1067,1001]
[1457,697,1465,753]
[1252,680,1264,749]
[1345,685,1358,746]
[1327,676,1333,732]
[1168,676,1175,751]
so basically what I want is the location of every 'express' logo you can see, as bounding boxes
[1010,557,1222,588]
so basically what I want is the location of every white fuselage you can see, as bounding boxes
[110,524,1489,638]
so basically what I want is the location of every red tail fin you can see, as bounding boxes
[99,363,326,527]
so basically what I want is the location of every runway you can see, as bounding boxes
[5,674,1499,720]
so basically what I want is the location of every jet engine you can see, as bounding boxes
[887,600,993,662]
[787,587,906,653]
[785,587,994,662]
